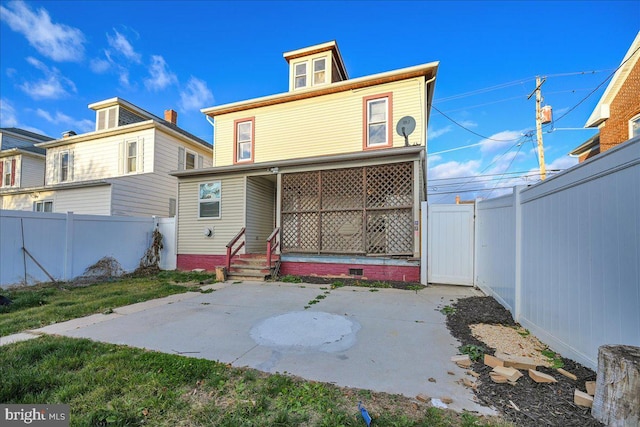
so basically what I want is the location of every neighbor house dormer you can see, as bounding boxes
[0,128,51,190]
[283,41,348,91]
[89,97,148,131]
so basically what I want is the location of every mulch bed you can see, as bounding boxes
[446,296,602,426]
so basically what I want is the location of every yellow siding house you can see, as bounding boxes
[174,41,438,282]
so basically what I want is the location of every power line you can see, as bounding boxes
[550,46,640,125]
[430,104,522,142]
[429,170,561,182]
[483,139,526,198]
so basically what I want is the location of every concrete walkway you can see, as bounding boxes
[4,281,493,414]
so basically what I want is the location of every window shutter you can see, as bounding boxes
[118,141,124,175]
[68,150,74,181]
[178,147,185,170]
[53,153,59,184]
[0,161,3,186]
[97,110,106,130]
[198,155,203,169]
[10,159,16,186]
[137,138,144,172]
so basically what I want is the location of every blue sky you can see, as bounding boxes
[1,0,638,201]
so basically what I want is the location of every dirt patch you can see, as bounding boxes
[446,296,602,426]
[293,275,425,291]
[470,324,550,367]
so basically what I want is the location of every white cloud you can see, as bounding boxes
[546,155,578,172]
[20,57,76,99]
[0,0,85,61]
[145,55,178,91]
[428,159,481,181]
[179,77,214,111]
[426,154,442,165]
[0,98,19,127]
[90,57,111,73]
[459,120,478,128]
[479,130,523,153]
[107,29,140,63]
[36,108,93,132]
[428,125,452,139]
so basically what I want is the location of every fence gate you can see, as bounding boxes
[427,204,475,286]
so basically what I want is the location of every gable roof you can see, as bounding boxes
[202,61,439,118]
[0,127,53,155]
[585,31,640,128]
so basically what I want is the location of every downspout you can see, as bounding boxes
[206,115,215,166]
[422,74,436,286]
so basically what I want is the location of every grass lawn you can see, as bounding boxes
[1,336,510,427]
[0,271,217,336]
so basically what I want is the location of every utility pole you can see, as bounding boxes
[528,76,547,180]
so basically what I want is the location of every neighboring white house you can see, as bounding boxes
[0,128,53,201]
[0,98,213,217]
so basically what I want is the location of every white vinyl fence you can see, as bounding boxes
[475,137,640,369]
[0,210,177,288]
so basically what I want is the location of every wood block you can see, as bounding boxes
[496,352,538,370]
[492,366,523,382]
[484,354,504,368]
[585,381,596,396]
[557,368,577,381]
[466,370,480,378]
[462,377,476,389]
[489,372,508,383]
[451,354,471,368]
[528,369,558,383]
[416,394,430,403]
[574,389,593,408]
[440,397,453,404]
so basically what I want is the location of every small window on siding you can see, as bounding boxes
[34,200,53,212]
[59,151,72,182]
[2,160,12,187]
[126,140,137,173]
[199,181,221,219]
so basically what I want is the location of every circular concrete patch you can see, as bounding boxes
[250,311,360,353]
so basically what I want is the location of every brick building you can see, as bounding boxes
[571,31,640,161]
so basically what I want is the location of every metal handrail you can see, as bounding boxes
[226,227,246,270]
[266,227,280,268]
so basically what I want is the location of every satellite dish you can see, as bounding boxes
[396,116,416,146]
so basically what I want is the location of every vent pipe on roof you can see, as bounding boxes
[164,109,178,125]
[62,130,77,138]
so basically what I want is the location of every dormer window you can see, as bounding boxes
[97,107,118,131]
[294,63,307,89]
[313,58,326,85]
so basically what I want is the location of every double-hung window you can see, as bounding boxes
[60,151,70,182]
[313,58,326,85]
[126,140,137,173]
[185,151,196,169]
[2,160,12,187]
[294,62,307,89]
[199,181,221,219]
[363,93,393,149]
[234,118,254,164]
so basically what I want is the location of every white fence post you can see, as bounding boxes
[64,211,74,281]
[514,186,524,321]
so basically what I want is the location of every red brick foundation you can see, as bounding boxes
[279,261,420,283]
[177,254,226,272]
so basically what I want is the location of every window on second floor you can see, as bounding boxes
[1,159,16,187]
[60,151,70,182]
[126,140,137,173]
[234,118,254,164]
[313,58,326,85]
[294,62,307,89]
[363,93,393,149]
[34,200,53,212]
[186,151,196,170]
[630,113,640,139]
[178,147,203,170]
[97,107,118,131]
[292,56,328,90]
